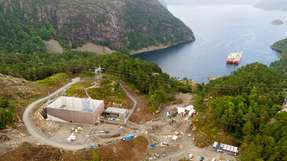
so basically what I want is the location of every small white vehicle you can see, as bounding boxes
[67,133,76,142]
[188,153,194,160]
[211,158,216,161]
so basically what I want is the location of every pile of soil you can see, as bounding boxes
[98,136,149,161]
[0,143,81,161]
[0,136,149,161]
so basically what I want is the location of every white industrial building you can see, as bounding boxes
[46,96,105,124]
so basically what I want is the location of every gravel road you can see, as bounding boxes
[22,78,91,151]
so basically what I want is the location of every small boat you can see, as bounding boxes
[226,52,243,65]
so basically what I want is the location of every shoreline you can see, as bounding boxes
[131,39,195,56]
[271,47,283,54]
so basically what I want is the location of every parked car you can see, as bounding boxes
[188,153,194,160]
[199,156,204,161]
[211,158,216,161]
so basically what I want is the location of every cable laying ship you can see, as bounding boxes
[226,52,243,65]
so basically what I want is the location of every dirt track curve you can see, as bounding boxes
[22,78,91,151]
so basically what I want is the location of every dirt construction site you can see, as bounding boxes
[32,88,236,161]
[0,76,237,161]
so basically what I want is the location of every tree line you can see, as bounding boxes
[194,63,287,161]
[0,52,191,116]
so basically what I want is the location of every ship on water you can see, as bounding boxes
[226,52,243,65]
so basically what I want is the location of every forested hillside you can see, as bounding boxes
[271,38,287,75]
[272,38,287,53]
[0,0,194,54]
[0,52,191,128]
[194,63,287,160]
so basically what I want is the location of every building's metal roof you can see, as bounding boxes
[47,96,104,112]
[105,107,128,114]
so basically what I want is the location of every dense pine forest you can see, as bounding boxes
[194,62,287,160]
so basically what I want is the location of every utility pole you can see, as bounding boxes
[94,66,104,81]
[93,66,104,88]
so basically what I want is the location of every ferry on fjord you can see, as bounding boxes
[226,52,243,65]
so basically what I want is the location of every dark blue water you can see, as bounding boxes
[137,5,287,82]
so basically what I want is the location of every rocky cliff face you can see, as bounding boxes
[0,0,194,53]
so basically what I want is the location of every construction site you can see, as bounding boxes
[7,68,238,161]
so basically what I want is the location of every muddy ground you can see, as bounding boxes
[0,136,148,161]
[125,84,155,124]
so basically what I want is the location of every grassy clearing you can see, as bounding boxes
[66,83,87,97]
[88,80,129,107]
[65,78,93,97]
[66,75,130,107]
[36,73,70,86]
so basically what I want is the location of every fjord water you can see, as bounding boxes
[137,5,287,82]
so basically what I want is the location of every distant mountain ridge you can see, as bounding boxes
[0,0,194,54]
